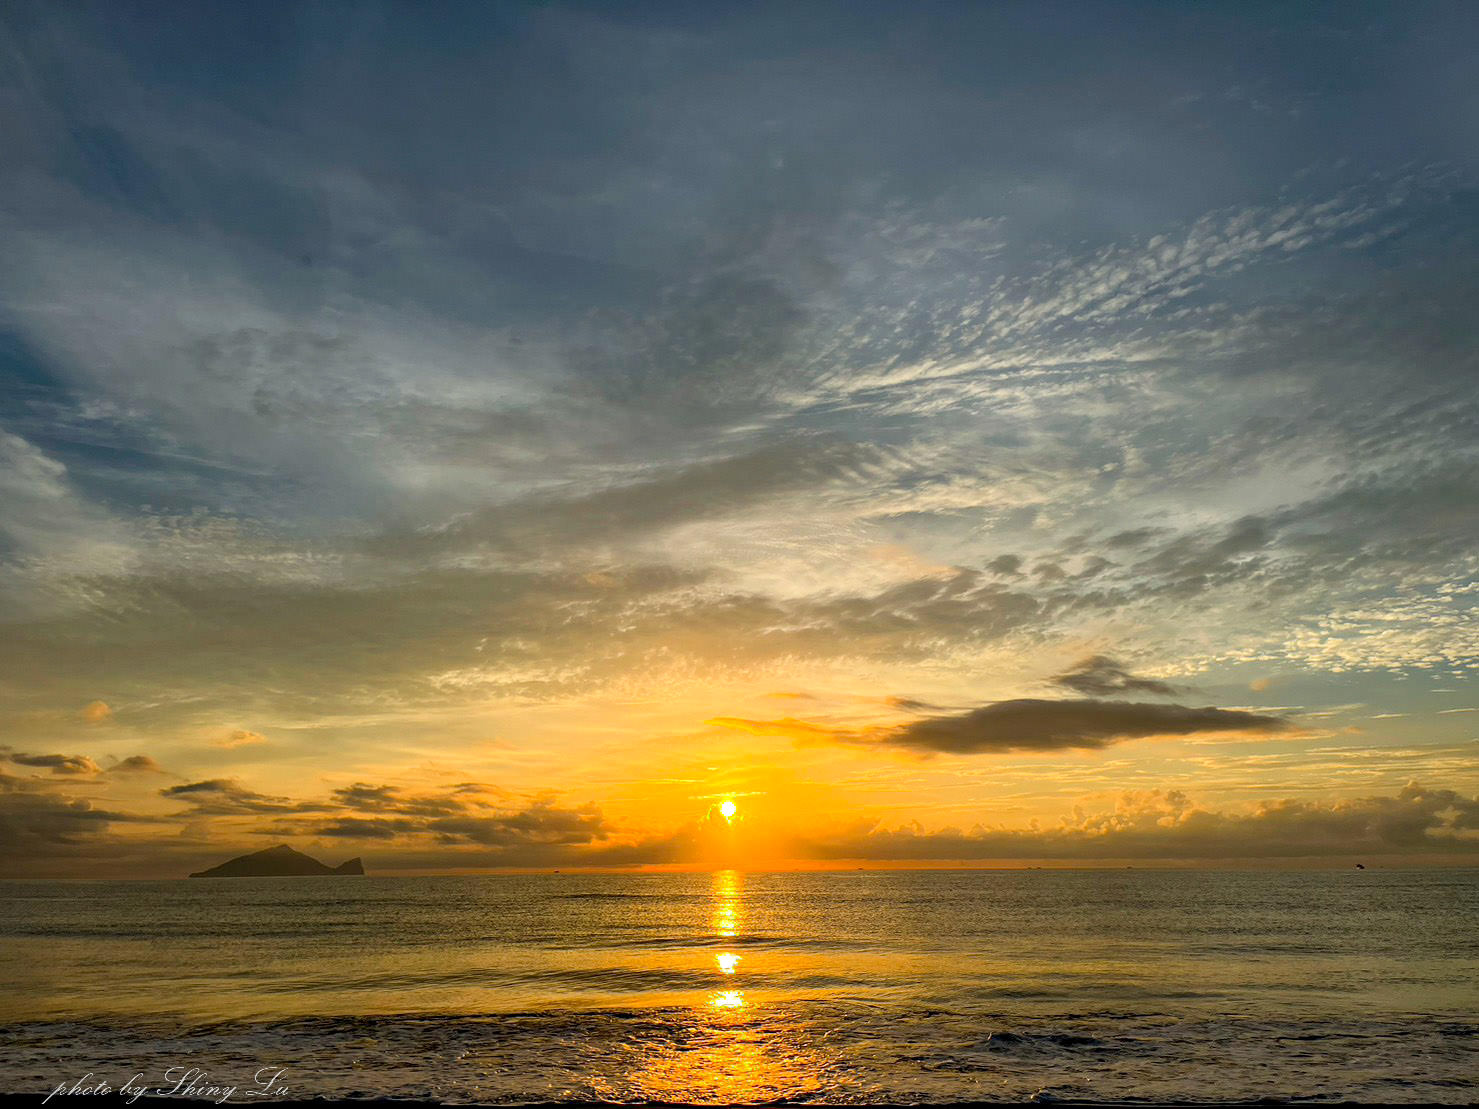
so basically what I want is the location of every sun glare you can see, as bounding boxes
[720,800,737,821]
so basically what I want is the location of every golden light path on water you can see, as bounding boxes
[607,870,838,1103]
[708,869,746,1015]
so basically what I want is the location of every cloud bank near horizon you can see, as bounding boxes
[1,765,1474,877]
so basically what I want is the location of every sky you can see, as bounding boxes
[0,1,1476,877]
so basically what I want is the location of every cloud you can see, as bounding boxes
[314,816,423,840]
[330,782,465,818]
[164,779,615,862]
[160,779,330,815]
[196,778,1479,867]
[1051,656,1180,697]
[0,560,1050,725]
[805,782,1479,862]
[8,752,101,776]
[885,696,938,712]
[162,779,240,797]
[365,437,879,562]
[426,801,609,848]
[713,697,1290,756]
[215,729,267,749]
[3,751,1475,872]
[108,755,165,774]
[0,768,622,872]
[0,432,130,592]
[0,772,143,854]
[317,782,609,848]
[331,783,403,811]
[889,700,1289,754]
[81,700,112,723]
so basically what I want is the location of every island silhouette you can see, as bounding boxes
[189,843,365,878]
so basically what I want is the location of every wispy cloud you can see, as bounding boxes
[1051,656,1181,697]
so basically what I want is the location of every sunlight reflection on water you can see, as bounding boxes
[611,871,841,1103]
[709,871,746,1014]
[609,1015,838,1104]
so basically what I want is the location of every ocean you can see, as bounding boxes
[1,868,1475,1104]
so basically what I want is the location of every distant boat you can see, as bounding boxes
[188,843,365,878]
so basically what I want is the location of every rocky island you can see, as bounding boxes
[189,843,365,878]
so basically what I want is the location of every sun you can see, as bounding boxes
[719,799,737,822]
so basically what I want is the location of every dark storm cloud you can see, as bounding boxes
[1052,655,1180,697]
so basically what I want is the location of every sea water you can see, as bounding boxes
[1,868,1475,1103]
